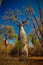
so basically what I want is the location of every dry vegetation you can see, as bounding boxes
[0,43,43,65]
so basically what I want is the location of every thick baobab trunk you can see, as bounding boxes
[5,35,8,47]
[18,25,29,56]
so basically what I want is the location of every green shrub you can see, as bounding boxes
[15,40,24,51]
[33,39,40,45]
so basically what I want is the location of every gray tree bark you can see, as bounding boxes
[18,23,29,56]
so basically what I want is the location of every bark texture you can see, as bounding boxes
[18,24,29,56]
[5,35,8,47]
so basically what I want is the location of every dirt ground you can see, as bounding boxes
[0,56,43,65]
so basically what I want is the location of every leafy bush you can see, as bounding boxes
[28,35,32,42]
[15,40,24,51]
[33,39,40,45]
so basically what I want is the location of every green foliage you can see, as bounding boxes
[0,34,3,45]
[14,34,18,39]
[33,39,40,45]
[15,40,24,51]
[0,35,6,51]
[28,34,40,45]
[28,35,32,41]
[1,25,15,39]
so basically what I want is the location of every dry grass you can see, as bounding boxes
[0,44,43,65]
[0,55,43,65]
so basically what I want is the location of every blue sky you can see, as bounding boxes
[0,0,43,43]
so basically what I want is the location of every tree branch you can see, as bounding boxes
[22,18,28,24]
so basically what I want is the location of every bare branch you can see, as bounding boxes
[37,0,43,24]
[0,0,2,6]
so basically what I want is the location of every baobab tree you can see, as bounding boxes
[0,25,15,47]
[10,15,29,56]
[0,9,29,56]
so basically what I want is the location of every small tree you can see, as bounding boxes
[1,25,15,47]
